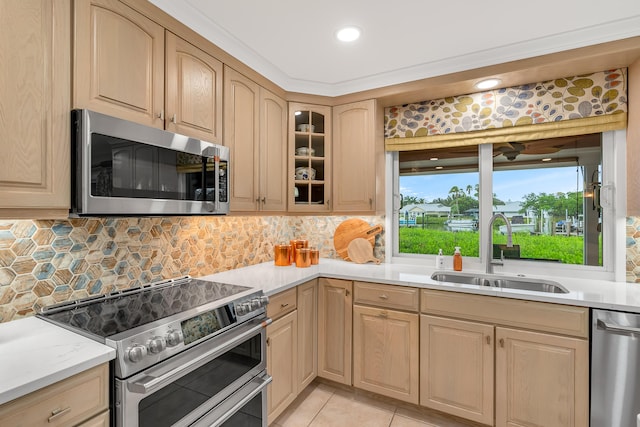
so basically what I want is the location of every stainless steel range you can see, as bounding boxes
[38,276,271,427]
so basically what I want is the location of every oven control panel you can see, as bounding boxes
[235,295,269,316]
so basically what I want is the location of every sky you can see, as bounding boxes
[400,167,585,203]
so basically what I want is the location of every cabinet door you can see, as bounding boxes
[0,0,70,218]
[259,88,287,212]
[297,280,318,390]
[332,100,377,212]
[353,305,419,404]
[267,310,298,424]
[289,103,332,212]
[74,0,165,128]
[224,67,260,211]
[420,315,494,425]
[165,32,223,143]
[317,278,352,385]
[495,327,589,427]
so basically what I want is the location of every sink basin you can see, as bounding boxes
[430,271,569,294]
[492,278,568,293]
[430,272,492,287]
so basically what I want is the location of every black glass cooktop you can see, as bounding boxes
[39,279,251,338]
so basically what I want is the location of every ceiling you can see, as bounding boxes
[150,0,640,97]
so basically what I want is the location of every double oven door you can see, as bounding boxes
[115,315,270,427]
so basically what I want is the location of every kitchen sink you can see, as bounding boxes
[430,271,569,294]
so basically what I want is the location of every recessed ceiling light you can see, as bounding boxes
[542,158,552,162]
[430,157,439,161]
[336,26,361,42]
[294,111,302,116]
[475,78,501,90]
[435,166,444,170]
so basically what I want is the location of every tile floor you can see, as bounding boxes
[272,381,477,427]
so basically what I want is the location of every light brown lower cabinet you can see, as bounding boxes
[317,278,352,385]
[297,280,318,390]
[0,363,109,427]
[420,289,589,427]
[495,327,589,427]
[353,304,419,404]
[420,315,494,425]
[266,309,298,424]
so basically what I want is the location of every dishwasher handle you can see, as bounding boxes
[597,318,640,336]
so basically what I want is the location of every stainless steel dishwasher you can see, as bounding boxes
[591,309,640,427]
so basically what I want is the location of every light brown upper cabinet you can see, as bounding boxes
[74,0,165,128]
[74,0,223,143]
[0,0,71,219]
[224,67,287,212]
[289,103,332,212]
[332,100,379,212]
[165,32,223,143]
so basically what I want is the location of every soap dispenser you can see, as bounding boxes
[435,249,444,269]
[453,246,462,271]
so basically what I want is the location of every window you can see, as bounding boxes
[392,132,620,275]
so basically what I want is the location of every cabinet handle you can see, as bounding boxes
[157,110,164,121]
[499,338,505,348]
[171,114,177,123]
[261,197,266,204]
[280,303,289,308]
[327,199,331,207]
[266,338,271,346]
[379,310,388,318]
[369,198,373,208]
[256,198,261,203]
[379,294,388,300]
[48,407,71,423]
[345,289,350,297]
[486,336,491,345]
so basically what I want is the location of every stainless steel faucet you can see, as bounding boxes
[486,213,513,274]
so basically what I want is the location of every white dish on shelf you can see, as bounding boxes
[295,147,316,156]
[297,124,315,132]
[295,167,316,180]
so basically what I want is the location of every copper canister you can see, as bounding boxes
[296,248,311,268]
[274,244,291,266]
[310,248,319,265]
[290,239,308,265]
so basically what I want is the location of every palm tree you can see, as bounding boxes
[449,186,462,214]
[466,184,473,196]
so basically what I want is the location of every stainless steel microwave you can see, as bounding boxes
[71,109,229,216]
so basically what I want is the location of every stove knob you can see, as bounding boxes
[235,303,246,316]
[242,302,253,314]
[259,296,269,307]
[127,344,147,363]
[147,336,167,354]
[250,298,261,310]
[166,330,183,347]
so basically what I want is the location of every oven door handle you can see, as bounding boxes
[129,317,271,394]
[192,371,272,427]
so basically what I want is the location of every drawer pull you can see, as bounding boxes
[280,303,289,308]
[499,338,505,348]
[48,407,71,423]
[379,294,388,300]
[486,336,491,345]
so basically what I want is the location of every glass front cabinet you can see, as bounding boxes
[288,104,332,212]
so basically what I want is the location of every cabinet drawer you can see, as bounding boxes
[267,287,297,320]
[0,363,109,427]
[354,281,419,312]
[421,289,589,338]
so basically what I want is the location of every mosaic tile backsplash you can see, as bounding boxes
[626,216,640,282]
[0,215,384,323]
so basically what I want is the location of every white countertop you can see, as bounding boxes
[0,317,115,406]
[203,258,640,313]
[3,258,640,407]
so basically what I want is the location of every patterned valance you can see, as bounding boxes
[385,69,627,151]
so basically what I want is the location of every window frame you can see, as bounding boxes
[385,130,627,281]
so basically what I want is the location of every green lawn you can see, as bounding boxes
[399,228,591,264]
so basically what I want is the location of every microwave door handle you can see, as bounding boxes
[201,146,219,211]
[129,317,272,394]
